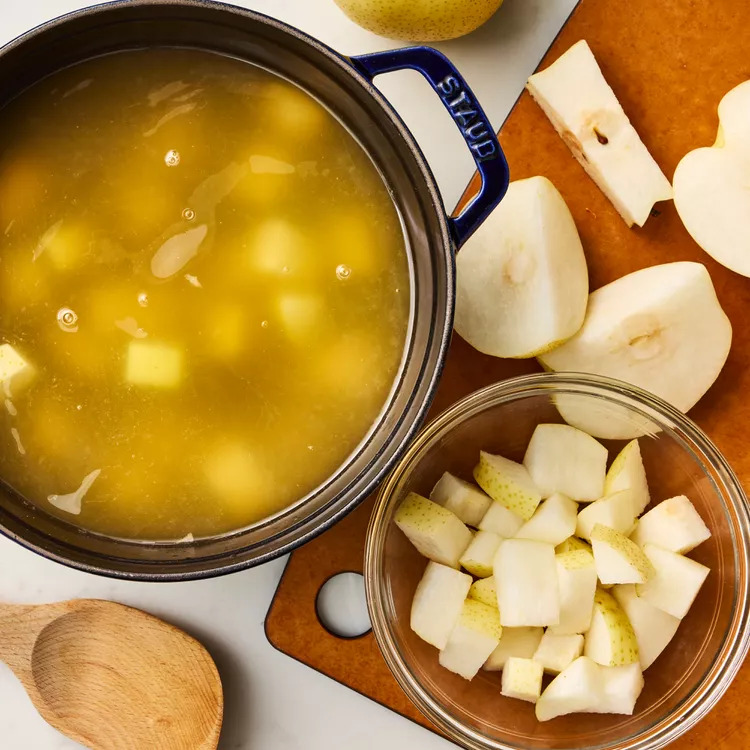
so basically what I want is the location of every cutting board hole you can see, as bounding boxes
[316,572,371,639]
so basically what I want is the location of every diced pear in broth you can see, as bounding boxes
[533,632,584,674]
[591,524,655,585]
[549,550,597,635]
[277,293,324,342]
[494,539,560,627]
[410,562,472,649]
[526,40,672,227]
[584,589,639,667]
[439,599,503,680]
[430,472,492,527]
[538,262,732,416]
[469,576,497,609]
[536,656,604,721]
[459,530,502,578]
[501,657,544,704]
[556,536,592,554]
[0,343,34,395]
[523,423,607,501]
[613,584,680,669]
[576,491,637,541]
[473,452,541,520]
[125,340,182,388]
[454,175,588,358]
[673,80,750,277]
[394,493,472,568]
[484,627,544,671]
[630,494,711,553]
[635,544,709,619]
[605,440,650,516]
[593,662,644,715]
[478,500,525,537]
[515,493,578,546]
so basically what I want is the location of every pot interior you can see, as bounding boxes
[0,1,452,578]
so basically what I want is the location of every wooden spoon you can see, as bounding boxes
[0,599,223,749]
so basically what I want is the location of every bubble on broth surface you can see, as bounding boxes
[164,149,180,167]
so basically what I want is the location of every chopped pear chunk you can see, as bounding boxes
[549,549,598,635]
[591,524,655,584]
[439,599,502,680]
[125,340,182,388]
[630,495,711,553]
[604,440,650,516]
[556,536,592,555]
[576,491,637,541]
[430,471,492,526]
[473,451,541,520]
[536,656,603,721]
[533,632,584,674]
[484,627,544,671]
[515,493,578,546]
[478,500,525,537]
[501,657,544,703]
[595,662,644,715]
[394,492,472,568]
[468,576,497,609]
[526,40,672,227]
[460,530,502,578]
[584,589,639,667]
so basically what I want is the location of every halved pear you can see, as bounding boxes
[536,656,604,721]
[474,452,541,520]
[469,576,497,609]
[635,544,709,619]
[549,549,598,635]
[630,494,711,553]
[439,599,503,680]
[501,656,544,703]
[526,40,672,227]
[515,493,578,546]
[576,491,637,541]
[673,80,750,276]
[430,471,492,527]
[460,530,502,578]
[494,539,560,627]
[394,492,473,568]
[604,440,650,516]
[613,584,680,669]
[539,262,732,415]
[410,562,472,649]
[484,627,544,671]
[454,175,588,358]
[523,423,607,501]
[591,524,655,584]
[584,588,639,666]
[533,631,584,674]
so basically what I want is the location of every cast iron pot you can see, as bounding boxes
[0,0,509,579]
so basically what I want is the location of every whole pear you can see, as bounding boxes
[333,0,504,42]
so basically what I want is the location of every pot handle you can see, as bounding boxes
[350,47,509,249]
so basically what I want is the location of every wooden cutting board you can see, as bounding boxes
[265,0,750,744]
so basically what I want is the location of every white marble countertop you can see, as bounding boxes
[0,0,577,747]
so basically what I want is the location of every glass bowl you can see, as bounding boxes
[365,372,750,750]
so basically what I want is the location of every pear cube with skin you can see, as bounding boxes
[430,471,492,527]
[591,524,655,585]
[473,452,541,520]
[536,656,604,721]
[479,500,525,538]
[549,549,598,635]
[584,589,639,667]
[501,657,544,704]
[439,599,502,680]
[556,536,592,555]
[526,40,672,228]
[410,562,472,649]
[523,423,607,501]
[515,493,578,546]
[469,576,497,609]
[533,631,584,674]
[605,439,650,516]
[635,544,709,619]
[613,584,680,670]
[576,490,637,541]
[460,530,502,578]
[484,627,544,671]
[630,495,711,554]
[394,492,472,568]
[495,539,560,627]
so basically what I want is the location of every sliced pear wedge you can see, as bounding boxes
[455,176,588,358]
[539,262,732,416]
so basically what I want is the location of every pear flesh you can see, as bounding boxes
[501,657,544,703]
[535,656,604,721]
[526,40,672,227]
[533,631,584,674]
[484,627,544,671]
[630,494,711,553]
[455,175,589,359]
[460,530,502,578]
[515,493,578,546]
[576,491,637,541]
[430,471,492,527]
[539,262,732,416]
[605,440,650,516]
[591,524,655,585]
[673,80,750,276]
[474,451,542,520]
[439,599,502,680]
[584,589,639,667]
[549,550,598,635]
[469,576,497,609]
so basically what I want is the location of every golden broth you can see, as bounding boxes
[0,49,410,539]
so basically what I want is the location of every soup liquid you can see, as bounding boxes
[0,49,410,539]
